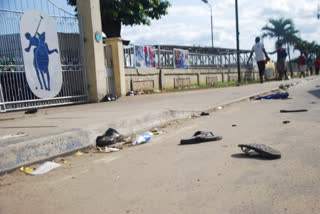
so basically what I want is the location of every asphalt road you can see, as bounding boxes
[1,78,320,214]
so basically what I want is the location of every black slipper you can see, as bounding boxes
[238,144,281,159]
[180,131,222,145]
[280,109,308,113]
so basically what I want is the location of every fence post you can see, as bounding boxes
[104,38,126,97]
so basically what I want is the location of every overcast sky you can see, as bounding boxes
[122,0,320,59]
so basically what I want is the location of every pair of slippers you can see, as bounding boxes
[96,128,123,147]
[181,131,281,159]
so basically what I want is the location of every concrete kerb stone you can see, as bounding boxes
[0,129,90,175]
[0,85,288,174]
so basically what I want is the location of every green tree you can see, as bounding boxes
[67,0,170,38]
[262,18,298,75]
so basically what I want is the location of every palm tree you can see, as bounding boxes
[262,18,299,76]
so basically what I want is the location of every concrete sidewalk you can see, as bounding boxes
[0,77,317,173]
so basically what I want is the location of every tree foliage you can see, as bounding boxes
[67,0,170,38]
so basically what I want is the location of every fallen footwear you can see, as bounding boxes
[25,108,38,114]
[200,112,210,116]
[180,131,222,145]
[96,128,123,147]
[280,109,308,113]
[238,144,281,159]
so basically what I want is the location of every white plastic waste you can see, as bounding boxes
[132,132,153,145]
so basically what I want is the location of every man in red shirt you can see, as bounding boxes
[298,52,306,78]
[314,56,320,75]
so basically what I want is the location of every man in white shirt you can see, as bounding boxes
[247,37,270,83]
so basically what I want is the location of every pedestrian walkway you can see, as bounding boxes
[0,77,318,173]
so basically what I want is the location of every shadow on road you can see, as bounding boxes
[308,89,320,99]
[231,153,275,161]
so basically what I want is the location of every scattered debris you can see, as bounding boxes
[217,106,223,110]
[153,89,161,93]
[254,92,289,100]
[20,166,34,174]
[180,131,222,145]
[126,91,137,96]
[74,151,84,156]
[200,112,210,116]
[29,161,61,175]
[20,161,61,175]
[97,146,120,153]
[279,84,290,90]
[150,128,165,135]
[316,85,320,88]
[0,132,27,140]
[283,121,290,124]
[310,102,317,104]
[132,132,153,145]
[137,90,145,95]
[238,144,281,159]
[280,109,308,113]
[96,128,123,147]
[101,94,117,102]
[25,108,38,114]
[232,124,237,127]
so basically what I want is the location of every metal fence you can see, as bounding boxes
[0,0,88,112]
[123,45,252,69]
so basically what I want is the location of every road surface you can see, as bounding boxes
[1,78,320,214]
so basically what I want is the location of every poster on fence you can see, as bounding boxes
[135,45,156,68]
[174,49,189,69]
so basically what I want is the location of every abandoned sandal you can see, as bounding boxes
[180,131,223,145]
[238,144,281,159]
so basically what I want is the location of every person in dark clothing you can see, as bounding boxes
[269,41,288,80]
[247,37,270,83]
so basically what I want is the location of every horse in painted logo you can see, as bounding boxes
[24,31,58,91]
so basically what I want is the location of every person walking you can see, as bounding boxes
[298,51,307,78]
[315,56,320,75]
[247,37,270,83]
[269,41,288,80]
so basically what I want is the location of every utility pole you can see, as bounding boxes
[235,0,241,83]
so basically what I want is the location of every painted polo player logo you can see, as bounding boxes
[24,16,58,91]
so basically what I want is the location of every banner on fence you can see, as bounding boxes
[135,45,156,68]
[174,49,189,69]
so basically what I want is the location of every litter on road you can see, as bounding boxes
[283,121,290,124]
[0,132,27,140]
[74,151,84,156]
[100,94,117,102]
[20,161,61,175]
[217,106,223,110]
[200,112,210,116]
[238,144,281,159]
[254,92,289,100]
[25,108,38,114]
[280,109,308,113]
[180,131,222,145]
[132,132,153,145]
[96,128,123,147]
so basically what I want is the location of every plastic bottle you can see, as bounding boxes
[132,132,153,145]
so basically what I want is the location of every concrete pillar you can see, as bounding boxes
[104,38,126,97]
[77,0,107,102]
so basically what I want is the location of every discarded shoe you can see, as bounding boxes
[238,144,281,159]
[25,108,38,114]
[200,112,210,116]
[96,128,123,147]
[180,131,222,145]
